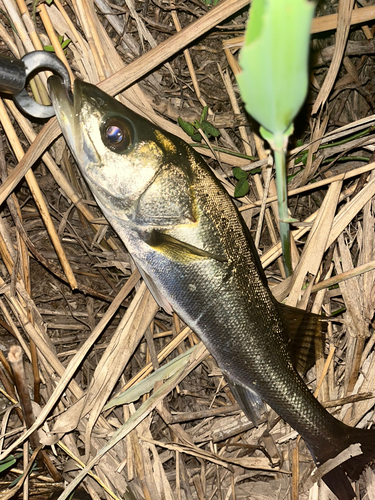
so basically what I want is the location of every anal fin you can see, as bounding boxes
[227,380,266,426]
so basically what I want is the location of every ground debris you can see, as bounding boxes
[0,0,375,499]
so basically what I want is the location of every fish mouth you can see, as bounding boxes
[48,77,106,178]
[48,77,102,152]
[49,77,112,199]
[48,75,79,152]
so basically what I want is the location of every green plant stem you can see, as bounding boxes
[190,142,257,161]
[274,133,292,277]
[322,156,370,164]
[319,126,375,149]
[295,126,375,163]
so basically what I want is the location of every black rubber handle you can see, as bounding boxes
[0,54,26,95]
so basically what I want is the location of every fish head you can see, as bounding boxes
[48,77,169,223]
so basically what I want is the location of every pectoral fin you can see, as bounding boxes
[147,230,227,263]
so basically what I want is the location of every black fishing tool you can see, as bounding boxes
[0,51,71,119]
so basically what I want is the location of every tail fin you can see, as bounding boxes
[322,467,357,500]
[311,424,375,500]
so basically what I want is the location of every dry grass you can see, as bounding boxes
[0,0,375,498]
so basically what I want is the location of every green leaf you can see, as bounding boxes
[233,167,248,180]
[179,114,219,142]
[61,38,71,50]
[201,105,209,121]
[301,151,309,165]
[43,36,71,53]
[0,455,16,473]
[191,132,202,142]
[259,126,274,142]
[236,0,315,135]
[287,169,303,182]
[248,167,261,175]
[178,117,196,137]
[193,119,201,130]
[234,178,250,197]
[295,151,308,165]
[201,119,220,138]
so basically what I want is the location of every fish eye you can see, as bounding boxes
[101,116,134,152]
[107,125,123,143]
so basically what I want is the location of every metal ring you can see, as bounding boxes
[14,51,71,119]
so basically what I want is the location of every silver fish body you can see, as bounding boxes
[49,77,375,499]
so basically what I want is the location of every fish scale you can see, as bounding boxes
[49,76,375,500]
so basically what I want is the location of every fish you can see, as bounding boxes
[48,75,375,500]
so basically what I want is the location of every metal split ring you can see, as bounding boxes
[13,51,71,119]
